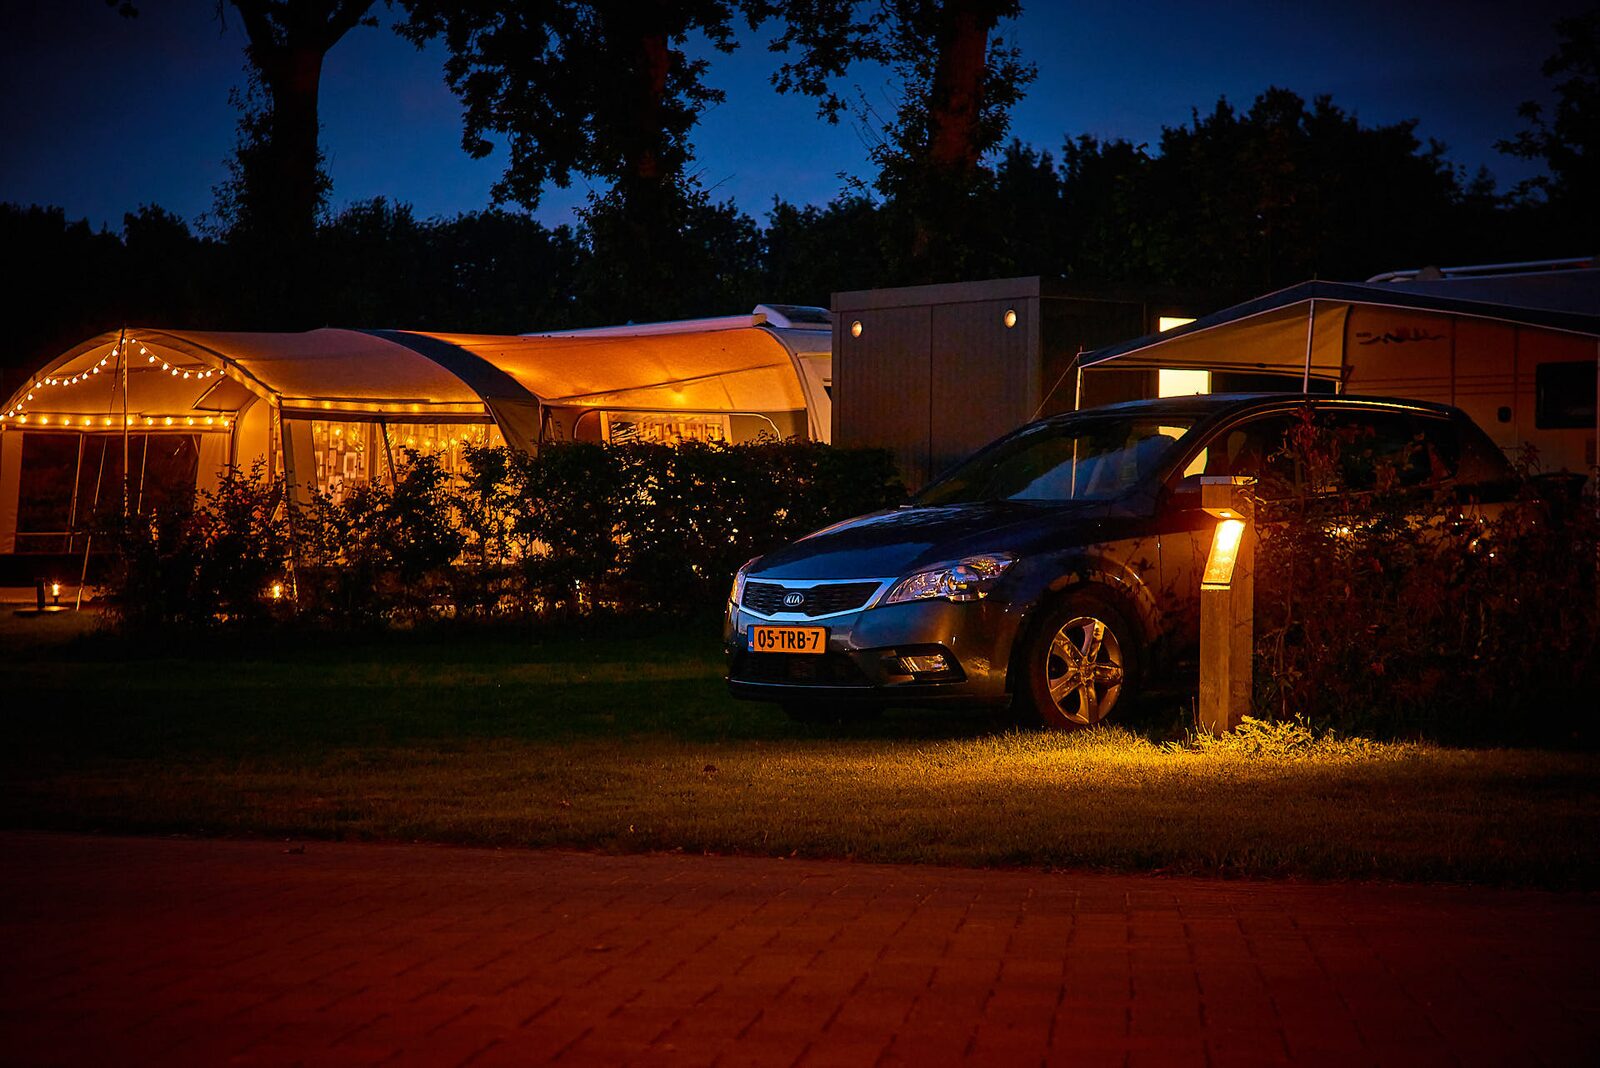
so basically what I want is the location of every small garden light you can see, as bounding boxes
[1198,476,1255,734]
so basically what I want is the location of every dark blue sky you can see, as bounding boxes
[0,0,1587,233]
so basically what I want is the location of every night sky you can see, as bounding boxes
[0,0,1589,233]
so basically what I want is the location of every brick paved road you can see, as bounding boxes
[0,833,1595,1066]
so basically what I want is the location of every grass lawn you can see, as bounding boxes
[2,610,1597,887]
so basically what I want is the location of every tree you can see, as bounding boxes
[1051,89,1471,292]
[761,1,1035,277]
[217,0,378,325]
[1498,9,1600,247]
[397,1,741,211]
[400,1,767,320]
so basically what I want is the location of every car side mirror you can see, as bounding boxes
[1168,474,1204,506]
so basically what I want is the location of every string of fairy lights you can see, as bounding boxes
[0,337,228,429]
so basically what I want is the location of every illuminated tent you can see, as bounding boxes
[0,318,828,557]
[1079,279,1600,474]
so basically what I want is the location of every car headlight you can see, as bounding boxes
[730,557,760,607]
[884,553,1016,604]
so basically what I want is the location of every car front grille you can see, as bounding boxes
[741,580,881,617]
[731,652,873,687]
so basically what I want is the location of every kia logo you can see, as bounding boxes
[783,592,805,607]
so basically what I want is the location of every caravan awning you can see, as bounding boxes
[1082,280,1600,380]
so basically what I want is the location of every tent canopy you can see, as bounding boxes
[422,327,807,413]
[2,325,816,453]
[1082,280,1600,379]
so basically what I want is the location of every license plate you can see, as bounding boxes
[749,625,826,654]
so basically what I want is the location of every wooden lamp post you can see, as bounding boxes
[1198,476,1256,734]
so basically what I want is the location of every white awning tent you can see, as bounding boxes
[0,318,830,556]
[1078,279,1600,474]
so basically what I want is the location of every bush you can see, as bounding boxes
[99,439,905,630]
[1252,409,1599,743]
[295,451,467,626]
[105,462,289,629]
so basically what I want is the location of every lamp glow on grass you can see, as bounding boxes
[1,613,1594,888]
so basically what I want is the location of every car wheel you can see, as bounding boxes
[1017,591,1138,730]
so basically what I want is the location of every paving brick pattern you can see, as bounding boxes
[0,832,1595,1066]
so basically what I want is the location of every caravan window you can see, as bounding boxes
[1535,362,1597,430]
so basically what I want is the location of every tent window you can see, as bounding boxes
[602,412,728,446]
[1535,362,1597,430]
[134,435,200,515]
[12,432,198,553]
[15,433,80,552]
[383,422,495,482]
[311,420,374,502]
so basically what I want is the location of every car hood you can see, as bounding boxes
[749,500,1115,580]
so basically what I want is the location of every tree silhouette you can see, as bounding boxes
[1498,9,1599,248]
[217,0,378,326]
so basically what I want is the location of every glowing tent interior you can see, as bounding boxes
[0,312,830,557]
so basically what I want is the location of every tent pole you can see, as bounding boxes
[379,419,396,485]
[1301,299,1316,392]
[119,327,129,519]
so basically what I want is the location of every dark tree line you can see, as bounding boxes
[6,2,1592,396]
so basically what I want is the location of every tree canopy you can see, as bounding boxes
[4,1,1589,392]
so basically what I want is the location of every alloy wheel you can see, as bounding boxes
[1044,615,1125,726]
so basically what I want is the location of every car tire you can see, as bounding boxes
[1015,589,1140,730]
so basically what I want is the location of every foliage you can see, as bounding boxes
[397,1,747,208]
[1252,408,1600,743]
[1168,715,1388,762]
[296,451,467,625]
[105,462,289,630]
[213,1,379,326]
[758,0,1036,279]
[97,440,904,631]
[1058,90,1467,290]
[1497,8,1600,246]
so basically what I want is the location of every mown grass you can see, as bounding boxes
[2,611,1596,887]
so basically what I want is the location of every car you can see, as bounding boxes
[724,393,1515,728]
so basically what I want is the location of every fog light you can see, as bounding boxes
[900,653,950,674]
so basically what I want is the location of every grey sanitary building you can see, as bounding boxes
[831,277,1209,489]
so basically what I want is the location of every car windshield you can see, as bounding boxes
[917,417,1197,505]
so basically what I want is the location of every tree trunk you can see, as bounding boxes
[925,0,1002,175]
[260,44,325,251]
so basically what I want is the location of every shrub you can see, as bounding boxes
[295,451,467,626]
[105,462,288,629]
[98,439,905,629]
[1252,409,1599,742]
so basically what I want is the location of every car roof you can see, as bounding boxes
[1046,392,1462,425]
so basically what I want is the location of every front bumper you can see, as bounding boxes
[724,590,1025,707]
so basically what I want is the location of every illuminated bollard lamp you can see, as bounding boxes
[1198,476,1255,734]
